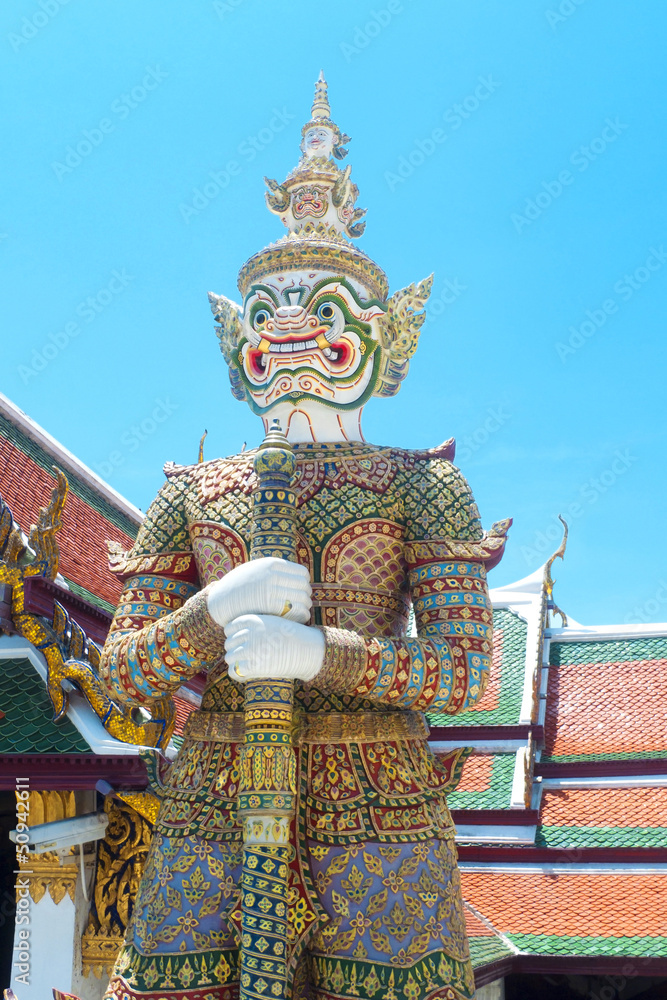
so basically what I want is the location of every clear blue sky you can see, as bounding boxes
[2,0,666,626]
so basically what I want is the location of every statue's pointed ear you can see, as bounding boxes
[208,292,246,401]
[208,292,243,363]
[374,275,433,397]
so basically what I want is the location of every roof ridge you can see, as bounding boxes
[463,900,523,955]
[0,391,143,527]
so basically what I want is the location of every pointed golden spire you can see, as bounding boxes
[311,70,330,120]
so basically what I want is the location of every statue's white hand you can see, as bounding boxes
[207,557,311,628]
[224,614,324,682]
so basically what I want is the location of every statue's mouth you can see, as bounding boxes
[246,327,353,377]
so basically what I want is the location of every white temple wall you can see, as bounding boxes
[11,890,76,1000]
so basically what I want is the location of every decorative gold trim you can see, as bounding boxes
[183,710,246,743]
[317,625,368,693]
[237,235,388,301]
[80,927,125,979]
[81,798,153,979]
[301,710,429,744]
[179,587,226,659]
[18,851,77,905]
[181,708,429,745]
[405,519,512,566]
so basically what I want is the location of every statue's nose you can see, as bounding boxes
[274,305,308,331]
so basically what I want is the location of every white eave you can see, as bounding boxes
[0,391,143,524]
[0,634,149,756]
[548,622,667,641]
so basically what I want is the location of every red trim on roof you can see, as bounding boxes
[0,754,149,790]
[475,956,667,988]
[429,724,543,742]
[536,758,667,777]
[23,575,113,645]
[452,809,539,826]
[458,845,667,862]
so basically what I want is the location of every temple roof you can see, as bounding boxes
[0,391,141,611]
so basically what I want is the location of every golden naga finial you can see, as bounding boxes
[311,69,331,120]
[198,430,208,464]
[544,515,569,627]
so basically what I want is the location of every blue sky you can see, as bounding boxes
[1,0,666,626]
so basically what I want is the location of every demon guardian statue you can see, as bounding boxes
[99,74,510,1000]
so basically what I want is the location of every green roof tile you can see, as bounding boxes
[428,609,527,727]
[508,934,667,957]
[541,751,667,763]
[550,636,667,667]
[0,656,91,753]
[537,825,667,849]
[62,576,115,615]
[447,754,516,811]
[469,937,514,967]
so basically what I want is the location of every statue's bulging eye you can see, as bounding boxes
[318,303,335,321]
[253,310,270,330]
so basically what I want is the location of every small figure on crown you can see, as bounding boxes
[99,73,510,1000]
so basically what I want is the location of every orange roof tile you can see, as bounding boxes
[466,629,502,713]
[464,907,495,938]
[544,659,667,759]
[173,696,197,737]
[457,754,494,793]
[1,437,134,607]
[462,871,667,937]
[540,787,667,829]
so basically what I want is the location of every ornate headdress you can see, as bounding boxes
[212,74,432,401]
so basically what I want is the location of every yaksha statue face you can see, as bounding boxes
[209,72,433,435]
[238,272,385,413]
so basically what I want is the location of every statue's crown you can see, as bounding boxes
[237,73,388,301]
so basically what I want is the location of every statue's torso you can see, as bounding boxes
[151,442,474,845]
[161,441,473,714]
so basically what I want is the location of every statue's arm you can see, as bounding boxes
[315,459,509,715]
[99,478,224,707]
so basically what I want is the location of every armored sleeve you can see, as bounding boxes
[316,457,510,713]
[99,474,225,707]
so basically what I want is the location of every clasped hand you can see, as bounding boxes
[206,557,324,683]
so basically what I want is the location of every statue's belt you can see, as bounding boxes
[182,709,429,744]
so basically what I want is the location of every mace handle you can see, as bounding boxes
[239,419,298,1000]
